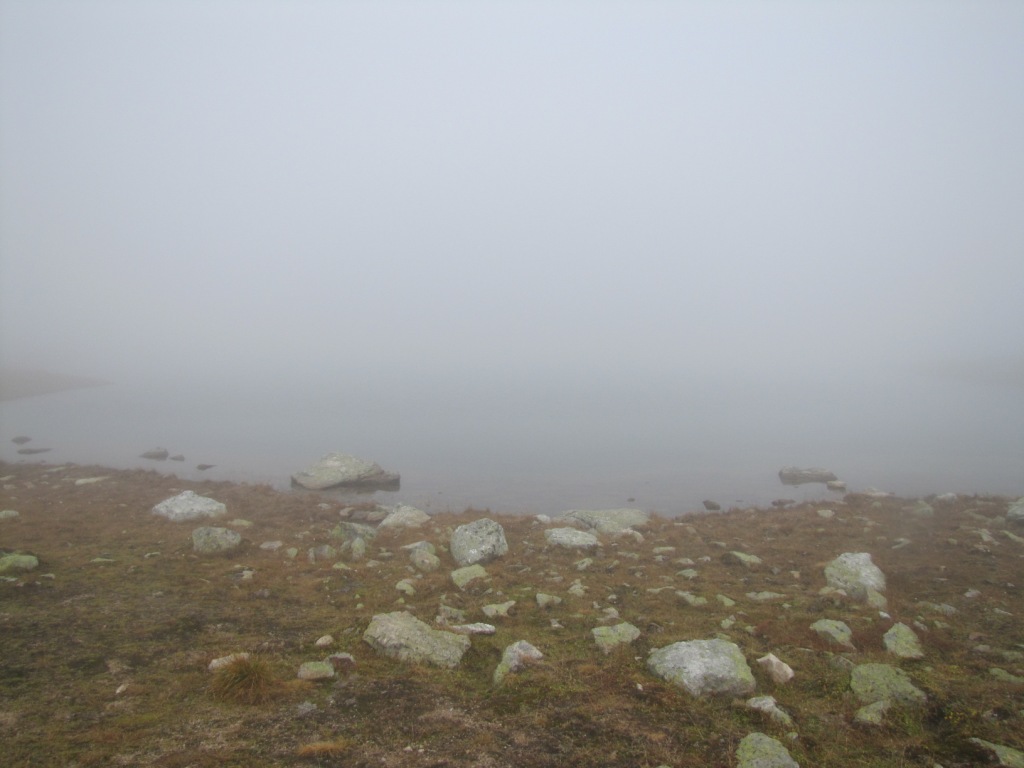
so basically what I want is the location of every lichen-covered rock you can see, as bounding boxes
[746,696,794,726]
[152,490,226,521]
[810,618,855,649]
[1007,497,1024,523]
[192,526,242,554]
[883,623,924,659]
[824,552,886,605]
[850,663,927,708]
[451,564,489,589]
[592,622,641,654]
[723,551,763,569]
[0,552,38,573]
[493,640,543,685]
[559,508,650,534]
[735,732,800,767]
[969,738,1024,767]
[363,611,470,668]
[544,527,599,550]
[450,518,508,566]
[647,639,755,697]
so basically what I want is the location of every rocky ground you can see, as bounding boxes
[1,460,1023,767]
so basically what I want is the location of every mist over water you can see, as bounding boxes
[1,3,1022,511]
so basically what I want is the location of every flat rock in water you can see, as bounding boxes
[362,611,470,669]
[291,452,400,491]
[152,490,227,522]
[647,639,756,697]
[17,447,51,455]
[140,448,169,460]
[778,466,837,485]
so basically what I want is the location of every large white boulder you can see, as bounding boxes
[647,639,755,697]
[449,518,508,566]
[291,453,400,491]
[152,490,226,522]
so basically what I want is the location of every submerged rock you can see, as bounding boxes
[362,611,470,669]
[778,466,837,485]
[291,452,400,491]
[647,639,755,697]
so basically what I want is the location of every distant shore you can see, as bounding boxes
[0,368,110,401]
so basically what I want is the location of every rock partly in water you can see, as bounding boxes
[559,508,650,534]
[778,466,837,485]
[647,639,755,697]
[544,527,600,550]
[152,491,226,522]
[192,526,242,554]
[449,518,509,566]
[291,452,400,491]
[493,640,543,685]
[702,500,721,511]
[140,448,169,460]
[362,611,470,669]
[735,732,800,768]
[850,663,927,708]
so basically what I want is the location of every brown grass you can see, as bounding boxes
[1,460,1022,767]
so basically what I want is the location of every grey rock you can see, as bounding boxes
[140,448,169,460]
[291,452,400,491]
[482,601,516,618]
[544,527,600,550]
[746,695,794,726]
[757,654,794,684]
[378,504,430,530]
[493,640,543,685]
[410,549,441,572]
[735,732,800,768]
[450,518,509,566]
[191,526,242,554]
[703,500,721,511]
[152,490,226,522]
[331,521,377,542]
[363,611,470,669]
[592,622,641,654]
[535,593,562,608]
[647,639,756,697]
[723,551,763,569]
[824,552,886,605]
[850,663,927,708]
[778,466,837,485]
[560,508,650,534]
[854,699,891,726]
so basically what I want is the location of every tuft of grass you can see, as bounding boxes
[209,656,276,704]
[296,739,351,758]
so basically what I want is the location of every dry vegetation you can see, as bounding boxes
[1,461,1022,767]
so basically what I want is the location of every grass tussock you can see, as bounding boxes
[209,656,277,704]
[296,739,351,758]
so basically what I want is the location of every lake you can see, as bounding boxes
[1,370,1020,515]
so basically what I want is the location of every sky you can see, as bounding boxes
[1,0,1023,393]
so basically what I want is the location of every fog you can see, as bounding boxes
[1,2,1022,508]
